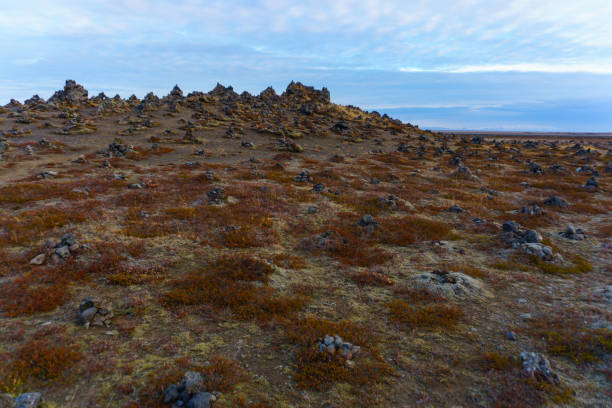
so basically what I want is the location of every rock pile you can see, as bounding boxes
[357,214,378,232]
[295,170,313,183]
[519,204,543,216]
[502,221,542,244]
[584,176,599,189]
[543,195,569,207]
[78,297,113,328]
[520,351,560,385]
[47,80,88,106]
[502,222,556,261]
[163,371,216,408]
[29,233,81,265]
[107,140,132,157]
[559,225,586,240]
[206,187,227,204]
[317,335,361,360]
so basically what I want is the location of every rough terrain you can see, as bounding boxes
[0,80,610,408]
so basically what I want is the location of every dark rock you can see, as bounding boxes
[529,162,543,174]
[506,331,517,341]
[523,230,542,243]
[543,196,569,207]
[295,170,312,183]
[448,204,463,213]
[163,384,180,404]
[206,187,227,204]
[312,183,324,192]
[502,221,520,233]
[560,225,586,240]
[185,392,215,408]
[357,214,377,230]
[585,176,599,188]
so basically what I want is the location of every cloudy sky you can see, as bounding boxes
[1,0,611,131]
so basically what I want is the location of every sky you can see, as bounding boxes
[1,0,611,131]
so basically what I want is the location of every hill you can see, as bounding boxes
[0,80,610,408]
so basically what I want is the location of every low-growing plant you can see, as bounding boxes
[530,319,611,363]
[283,316,393,391]
[379,215,452,246]
[351,269,393,286]
[6,337,81,382]
[0,273,69,316]
[387,300,463,329]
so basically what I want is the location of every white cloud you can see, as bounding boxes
[0,1,611,74]
[400,62,612,74]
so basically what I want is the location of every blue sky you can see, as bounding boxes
[1,0,611,131]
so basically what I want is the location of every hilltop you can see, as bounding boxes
[0,80,610,408]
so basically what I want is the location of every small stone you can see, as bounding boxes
[506,331,517,341]
[29,254,46,265]
[448,204,463,213]
[163,384,179,404]
[307,205,318,214]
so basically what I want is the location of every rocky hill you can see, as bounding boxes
[0,80,610,408]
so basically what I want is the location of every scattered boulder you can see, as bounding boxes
[295,170,313,183]
[520,351,560,385]
[559,225,586,240]
[447,204,463,213]
[107,140,132,157]
[584,176,599,189]
[543,196,569,208]
[357,214,378,232]
[163,372,216,408]
[521,242,553,261]
[317,334,361,360]
[502,222,542,245]
[206,187,227,204]
[78,297,113,328]
[529,162,543,174]
[520,204,543,216]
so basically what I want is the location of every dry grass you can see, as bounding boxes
[387,300,463,329]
